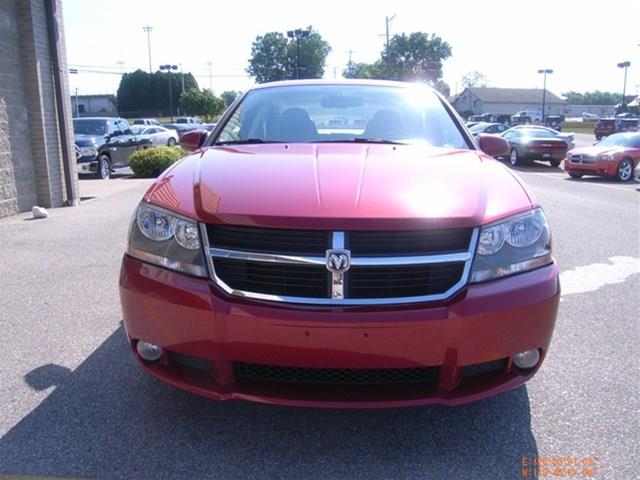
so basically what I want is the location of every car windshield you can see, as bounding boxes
[598,134,640,148]
[73,119,106,135]
[214,84,468,148]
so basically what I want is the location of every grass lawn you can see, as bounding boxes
[563,121,595,134]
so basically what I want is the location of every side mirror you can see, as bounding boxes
[477,134,509,157]
[180,130,207,152]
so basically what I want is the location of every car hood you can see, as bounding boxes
[74,133,105,147]
[569,145,627,157]
[144,144,536,229]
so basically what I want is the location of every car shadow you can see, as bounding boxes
[562,175,639,185]
[496,158,564,173]
[0,327,538,480]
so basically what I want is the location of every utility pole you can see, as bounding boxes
[617,61,631,111]
[287,28,311,79]
[116,60,125,74]
[385,15,396,60]
[160,64,178,122]
[143,25,153,73]
[207,62,213,90]
[537,68,553,122]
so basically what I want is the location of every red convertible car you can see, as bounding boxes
[119,80,559,408]
[565,132,640,181]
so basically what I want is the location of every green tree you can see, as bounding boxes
[342,32,452,90]
[179,88,225,122]
[221,90,242,107]
[117,69,198,116]
[562,90,621,105]
[247,28,331,83]
[383,32,452,83]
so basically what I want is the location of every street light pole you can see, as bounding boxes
[537,68,553,122]
[287,28,310,79]
[160,64,178,122]
[143,25,153,73]
[617,61,631,111]
[207,62,212,90]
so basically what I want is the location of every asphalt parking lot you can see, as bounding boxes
[0,144,638,479]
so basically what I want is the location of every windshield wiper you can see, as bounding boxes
[312,138,407,145]
[214,138,284,145]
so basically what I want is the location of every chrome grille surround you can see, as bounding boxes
[200,224,479,305]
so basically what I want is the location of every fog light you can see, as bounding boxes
[512,349,540,370]
[136,340,163,362]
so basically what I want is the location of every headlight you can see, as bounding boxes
[598,154,614,161]
[470,209,552,283]
[127,203,207,277]
[79,146,98,157]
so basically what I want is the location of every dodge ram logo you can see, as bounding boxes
[326,250,351,273]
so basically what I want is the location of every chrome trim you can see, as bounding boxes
[202,226,480,305]
[330,231,347,299]
[209,247,470,266]
[210,247,325,265]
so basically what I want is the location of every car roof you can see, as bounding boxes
[249,79,436,91]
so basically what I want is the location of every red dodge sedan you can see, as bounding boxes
[119,80,559,408]
[565,133,640,181]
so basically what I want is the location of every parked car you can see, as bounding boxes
[511,125,575,149]
[543,115,562,131]
[594,118,616,139]
[501,127,568,167]
[595,118,640,139]
[120,80,559,408]
[133,118,161,126]
[465,121,480,128]
[511,110,542,124]
[73,117,135,178]
[162,119,202,138]
[582,112,599,122]
[468,113,493,122]
[201,123,217,132]
[615,112,637,119]
[565,132,640,181]
[468,122,509,137]
[129,125,179,146]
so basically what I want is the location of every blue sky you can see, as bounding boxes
[63,0,640,98]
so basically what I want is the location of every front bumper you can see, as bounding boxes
[119,255,560,408]
[77,156,98,174]
[565,159,616,177]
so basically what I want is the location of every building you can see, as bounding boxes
[0,0,78,218]
[452,87,566,117]
[71,94,118,117]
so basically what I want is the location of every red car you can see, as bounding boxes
[565,132,640,181]
[119,80,559,408]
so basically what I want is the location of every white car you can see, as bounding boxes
[582,113,599,122]
[129,126,179,146]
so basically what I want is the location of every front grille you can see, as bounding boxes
[234,362,439,386]
[206,225,475,304]
[208,225,329,255]
[570,154,595,164]
[215,259,328,297]
[349,228,471,256]
[348,262,465,298]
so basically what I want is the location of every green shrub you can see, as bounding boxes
[129,146,184,177]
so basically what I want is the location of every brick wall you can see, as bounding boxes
[0,0,78,218]
[0,0,38,217]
